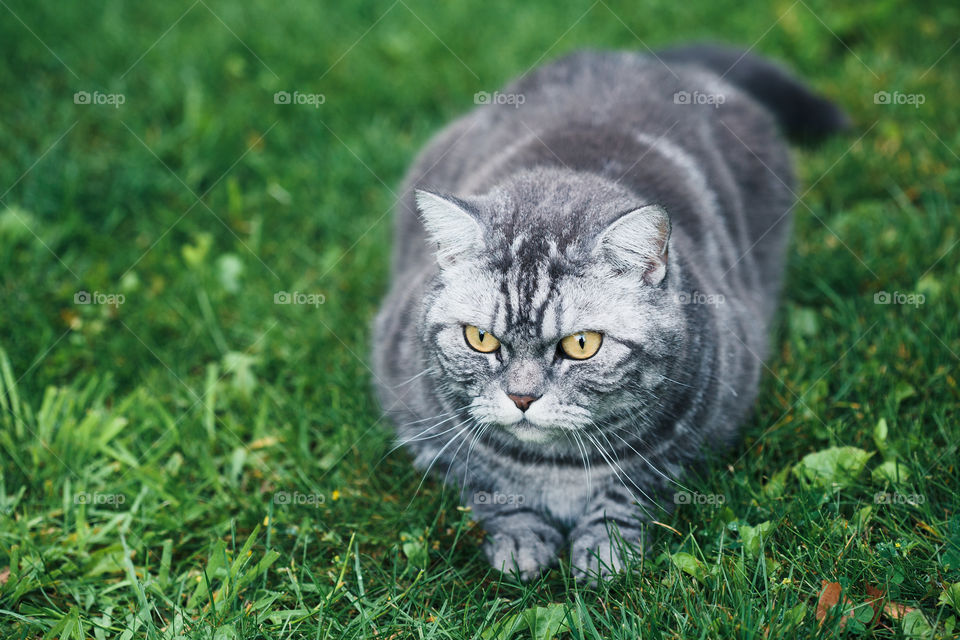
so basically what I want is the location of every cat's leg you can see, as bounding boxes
[568,486,650,582]
[475,503,564,582]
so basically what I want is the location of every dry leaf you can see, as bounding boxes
[817,581,841,624]
[249,436,279,450]
[0,566,9,585]
[816,580,856,627]
[883,601,917,621]
[865,584,885,627]
[915,520,941,540]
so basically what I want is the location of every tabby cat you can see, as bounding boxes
[372,44,847,580]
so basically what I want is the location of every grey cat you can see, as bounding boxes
[372,45,847,581]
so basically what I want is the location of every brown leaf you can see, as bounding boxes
[882,601,916,621]
[915,520,941,540]
[0,566,9,585]
[865,584,885,628]
[817,581,841,624]
[816,580,856,628]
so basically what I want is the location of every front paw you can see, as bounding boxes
[482,512,563,582]
[569,524,644,584]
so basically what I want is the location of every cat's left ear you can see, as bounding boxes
[593,204,671,285]
[415,189,485,268]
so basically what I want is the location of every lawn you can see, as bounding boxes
[1,0,958,638]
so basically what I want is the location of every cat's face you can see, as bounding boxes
[416,171,686,444]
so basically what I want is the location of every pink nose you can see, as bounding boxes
[508,394,540,412]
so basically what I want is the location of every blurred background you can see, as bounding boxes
[1,1,958,637]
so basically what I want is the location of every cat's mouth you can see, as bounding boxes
[503,418,555,443]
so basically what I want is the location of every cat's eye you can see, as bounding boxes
[558,331,603,360]
[464,325,501,353]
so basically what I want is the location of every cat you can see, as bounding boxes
[372,44,847,581]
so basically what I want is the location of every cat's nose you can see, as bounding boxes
[507,393,540,412]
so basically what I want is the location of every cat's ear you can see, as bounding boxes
[594,204,671,285]
[415,189,484,268]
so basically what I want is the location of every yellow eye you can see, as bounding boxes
[559,331,603,360]
[464,325,501,353]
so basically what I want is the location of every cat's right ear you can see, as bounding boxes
[593,204,671,285]
[415,189,485,268]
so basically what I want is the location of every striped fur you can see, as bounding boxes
[372,47,846,581]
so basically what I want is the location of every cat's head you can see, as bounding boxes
[416,168,686,443]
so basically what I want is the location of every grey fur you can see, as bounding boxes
[372,47,845,581]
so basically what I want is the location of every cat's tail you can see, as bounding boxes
[657,43,850,145]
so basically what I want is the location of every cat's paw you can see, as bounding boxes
[482,513,563,582]
[569,526,643,584]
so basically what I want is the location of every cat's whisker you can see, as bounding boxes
[375,407,471,471]
[392,366,436,387]
[404,418,475,510]
[461,420,492,488]
[583,427,659,520]
[574,429,594,499]
[606,407,684,461]
[400,407,464,427]
[442,418,482,489]
[562,427,593,499]
[394,410,470,447]
[366,408,461,478]
[659,375,693,389]
[606,428,692,494]
[582,428,649,511]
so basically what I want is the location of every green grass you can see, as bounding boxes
[1,0,958,637]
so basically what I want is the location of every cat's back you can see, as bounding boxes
[414,49,758,188]
[390,49,786,277]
